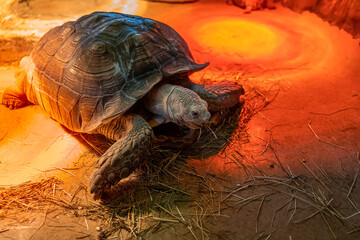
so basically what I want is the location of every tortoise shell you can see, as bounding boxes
[23,12,208,132]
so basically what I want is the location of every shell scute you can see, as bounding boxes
[57,85,81,129]
[32,46,53,72]
[77,13,113,30]
[44,56,66,84]
[43,23,75,56]
[71,40,116,75]
[79,95,101,124]
[55,32,86,63]
[32,26,60,56]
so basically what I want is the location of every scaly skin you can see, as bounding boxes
[174,76,245,111]
[1,68,29,110]
[2,87,28,110]
[89,114,154,198]
[190,82,245,111]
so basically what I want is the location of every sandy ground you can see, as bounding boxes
[0,0,360,239]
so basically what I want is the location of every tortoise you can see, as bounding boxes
[1,12,244,196]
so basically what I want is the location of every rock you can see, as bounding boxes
[280,0,360,38]
[146,0,198,3]
[230,0,276,12]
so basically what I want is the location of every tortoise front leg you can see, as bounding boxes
[89,114,154,197]
[189,82,244,111]
[175,76,245,111]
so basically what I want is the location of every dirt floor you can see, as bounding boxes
[0,0,360,239]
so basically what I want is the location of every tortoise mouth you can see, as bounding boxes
[184,122,204,129]
[153,122,191,137]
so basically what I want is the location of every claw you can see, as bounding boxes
[107,173,115,181]
[89,172,103,193]
[120,167,130,178]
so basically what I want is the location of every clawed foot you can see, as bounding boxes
[89,145,147,198]
[89,119,153,198]
[2,88,28,110]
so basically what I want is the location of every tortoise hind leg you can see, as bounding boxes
[89,114,154,197]
[1,86,29,110]
[1,68,29,110]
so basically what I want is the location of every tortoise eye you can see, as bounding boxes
[191,110,199,118]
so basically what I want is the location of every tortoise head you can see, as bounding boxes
[166,86,211,129]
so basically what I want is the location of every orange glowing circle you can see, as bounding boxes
[194,19,280,60]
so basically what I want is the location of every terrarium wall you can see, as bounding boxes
[279,0,360,38]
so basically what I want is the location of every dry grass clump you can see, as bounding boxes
[220,169,360,239]
[0,177,69,211]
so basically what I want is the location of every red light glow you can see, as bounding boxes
[193,18,280,60]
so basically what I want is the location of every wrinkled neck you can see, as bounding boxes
[144,84,178,122]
